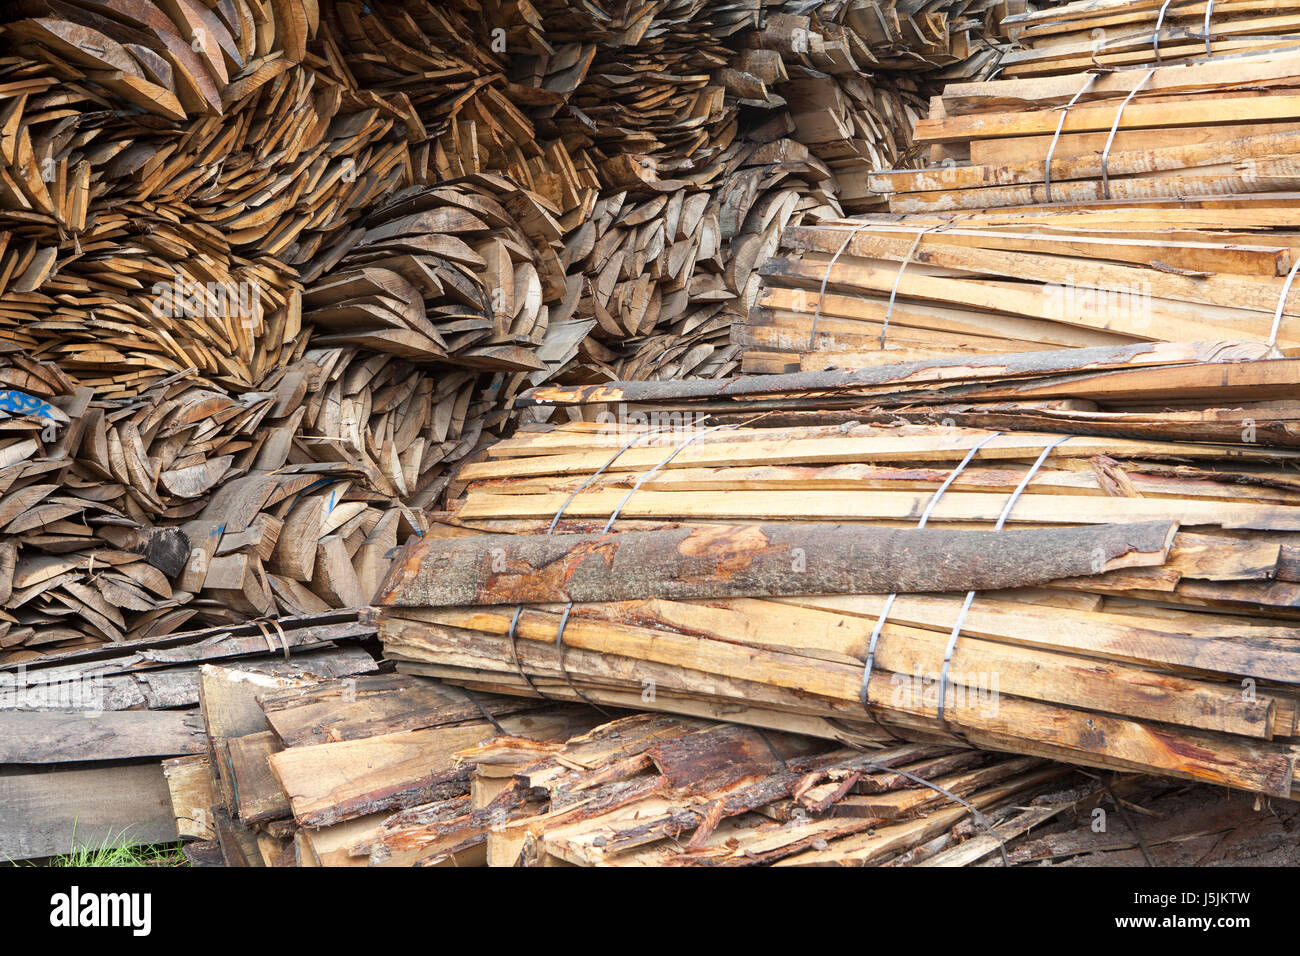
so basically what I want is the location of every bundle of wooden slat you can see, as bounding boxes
[742,38,1300,368]
[878,49,1300,209]
[1000,0,1300,75]
[741,206,1300,371]
[522,339,1300,441]
[370,364,1300,797]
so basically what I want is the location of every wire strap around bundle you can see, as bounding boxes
[503,424,670,700]
[1100,69,1156,200]
[550,421,745,713]
[880,222,951,348]
[1152,0,1175,60]
[457,685,507,736]
[859,431,1003,736]
[1203,0,1217,55]
[863,758,1010,866]
[808,222,874,351]
[1043,73,1098,203]
[935,435,1071,734]
[1269,256,1300,347]
[824,717,1012,866]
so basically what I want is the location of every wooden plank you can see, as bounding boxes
[0,763,178,861]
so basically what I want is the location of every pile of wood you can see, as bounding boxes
[422,714,1073,866]
[0,611,376,861]
[368,350,1300,799]
[762,0,1019,79]
[176,667,603,866]
[1000,0,1300,75]
[741,209,1300,371]
[0,0,996,664]
[156,667,1086,866]
[880,48,1300,209]
[162,678,1300,866]
[11,646,1299,864]
[0,356,436,662]
[739,32,1300,369]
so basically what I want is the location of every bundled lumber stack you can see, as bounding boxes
[742,208,1300,371]
[369,348,1300,799]
[745,48,1300,369]
[1000,0,1300,75]
[739,8,1300,369]
[877,48,1300,209]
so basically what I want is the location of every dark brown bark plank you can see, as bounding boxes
[378,520,1178,607]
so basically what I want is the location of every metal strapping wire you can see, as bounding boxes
[880,223,951,348]
[503,423,671,700]
[269,619,289,659]
[1203,0,1216,55]
[859,431,1003,738]
[549,421,746,711]
[1268,256,1300,347]
[1152,0,1175,60]
[754,727,790,771]
[935,436,1071,733]
[808,222,874,351]
[1100,69,1156,200]
[825,721,1012,867]
[1044,73,1098,203]
[871,762,1010,867]
[457,685,508,736]
[255,621,276,655]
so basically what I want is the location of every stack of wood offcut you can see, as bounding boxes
[742,6,1300,371]
[366,341,1300,802]
[0,0,994,664]
[156,666,1100,866]
[0,611,377,862]
[999,0,1300,75]
[158,669,1300,866]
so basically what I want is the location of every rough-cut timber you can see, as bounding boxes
[377,520,1178,606]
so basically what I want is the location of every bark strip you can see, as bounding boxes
[377,520,1178,607]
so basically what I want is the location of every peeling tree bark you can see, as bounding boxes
[376,520,1178,607]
